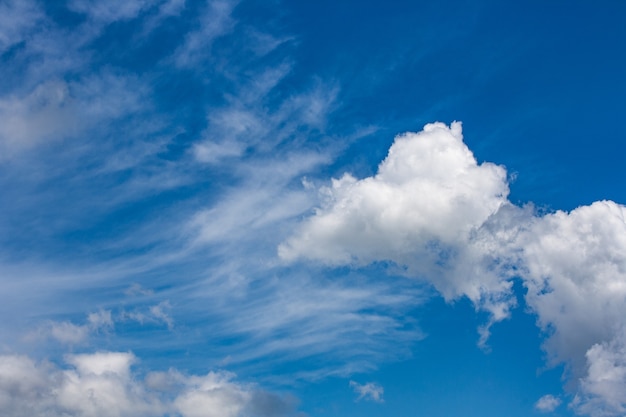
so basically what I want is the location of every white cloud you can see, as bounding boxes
[279,122,513,325]
[349,380,384,403]
[122,302,175,330]
[280,122,626,414]
[0,0,418,396]
[0,351,298,417]
[33,310,114,345]
[186,120,423,377]
[519,201,626,404]
[88,310,114,329]
[205,273,423,374]
[2,0,621,412]
[0,0,43,54]
[190,152,328,245]
[535,394,561,412]
[279,122,507,266]
[0,355,54,416]
[573,330,626,416]
[66,351,135,377]
[48,321,91,345]
[0,352,161,417]
[173,0,237,67]
[194,63,336,165]
[173,371,251,417]
[149,302,174,330]
[194,137,247,164]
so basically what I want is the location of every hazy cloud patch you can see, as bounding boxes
[350,380,384,403]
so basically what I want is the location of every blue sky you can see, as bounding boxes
[0,1,625,416]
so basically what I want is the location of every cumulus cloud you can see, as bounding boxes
[2,0,623,413]
[516,201,626,415]
[279,122,507,265]
[535,394,561,412]
[281,122,626,414]
[573,330,626,416]
[0,352,161,417]
[280,122,514,326]
[520,201,626,373]
[349,381,384,403]
[0,351,298,417]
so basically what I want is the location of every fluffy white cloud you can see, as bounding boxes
[57,352,163,417]
[573,330,626,416]
[535,394,561,412]
[281,122,626,414]
[0,355,53,415]
[0,352,161,417]
[518,201,626,416]
[521,201,626,414]
[0,351,298,417]
[349,381,384,403]
[279,122,514,324]
[173,372,252,417]
[280,122,507,265]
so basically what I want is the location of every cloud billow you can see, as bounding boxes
[281,122,626,415]
[0,351,298,417]
[280,122,516,332]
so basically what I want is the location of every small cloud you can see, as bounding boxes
[37,309,114,345]
[124,283,154,297]
[48,321,90,344]
[218,355,233,366]
[87,310,114,329]
[149,301,174,330]
[120,301,174,330]
[350,381,384,403]
[535,394,561,412]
